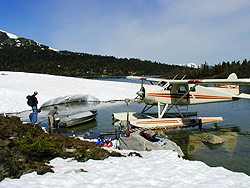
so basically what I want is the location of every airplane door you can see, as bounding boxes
[170,84,190,105]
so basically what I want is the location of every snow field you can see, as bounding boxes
[0,71,139,113]
[1,150,249,188]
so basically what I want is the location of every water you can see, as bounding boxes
[19,100,143,138]
[18,79,250,175]
[176,100,250,175]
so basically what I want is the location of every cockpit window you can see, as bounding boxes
[167,84,173,90]
[158,81,167,87]
[178,86,187,93]
[190,87,196,92]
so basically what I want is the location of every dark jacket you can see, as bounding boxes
[31,94,38,107]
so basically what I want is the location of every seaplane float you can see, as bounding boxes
[113,73,250,130]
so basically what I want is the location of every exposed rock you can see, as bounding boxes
[144,130,157,137]
[202,134,224,144]
[128,152,142,157]
[65,148,77,153]
[119,131,184,157]
[80,132,91,138]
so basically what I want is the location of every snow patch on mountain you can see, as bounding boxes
[0,29,59,52]
[0,29,18,39]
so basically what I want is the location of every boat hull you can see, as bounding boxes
[60,110,97,128]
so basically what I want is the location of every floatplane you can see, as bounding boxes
[113,73,250,129]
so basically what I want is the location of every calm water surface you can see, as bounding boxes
[18,79,250,175]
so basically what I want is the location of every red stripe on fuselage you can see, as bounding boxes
[147,93,232,100]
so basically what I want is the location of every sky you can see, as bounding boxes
[1,0,250,65]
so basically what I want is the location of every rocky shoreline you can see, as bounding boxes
[0,116,121,181]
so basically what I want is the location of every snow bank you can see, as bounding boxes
[1,150,249,188]
[0,71,139,113]
[40,94,100,108]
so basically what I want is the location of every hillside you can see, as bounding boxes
[1,29,250,78]
[0,30,186,78]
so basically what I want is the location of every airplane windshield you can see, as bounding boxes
[158,81,167,87]
[167,84,173,90]
[178,86,187,93]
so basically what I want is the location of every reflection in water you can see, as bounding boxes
[219,132,238,154]
[164,127,250,175]
[55,120,98,136]
[165,128,239,156]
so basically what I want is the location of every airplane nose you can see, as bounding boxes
[136,87,145,99]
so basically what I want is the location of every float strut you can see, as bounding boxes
[198,119,202,130]
[125,99,130,137]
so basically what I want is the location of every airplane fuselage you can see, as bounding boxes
[143,84,239,105]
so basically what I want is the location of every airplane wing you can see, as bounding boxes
[127,76,250,85]
[127,76,163,83]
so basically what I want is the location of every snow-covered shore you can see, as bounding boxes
[1,150,250,188]
[0,71,249,187]
[0,71,139,113]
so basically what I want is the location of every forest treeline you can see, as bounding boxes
[0,44,249,78]
[181,59,250,79]
[0,45,186,78]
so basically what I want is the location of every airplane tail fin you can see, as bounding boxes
[219,73,239,94]
[227,73,250,98]
[227,73,238,80]
[228,73,239,94]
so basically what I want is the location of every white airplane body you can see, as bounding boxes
[114,73,250,129]
[143,83,242,105]
[128,73,250,106]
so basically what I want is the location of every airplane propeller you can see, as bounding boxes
[135,77,146,101]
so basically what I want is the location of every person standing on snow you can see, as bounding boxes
[28,91,39,124]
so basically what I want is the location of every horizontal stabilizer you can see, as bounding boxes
[234,93,250,99]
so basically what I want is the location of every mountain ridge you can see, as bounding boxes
[0,29,59,52]
[1,29,249,78]
[0,29,186,77]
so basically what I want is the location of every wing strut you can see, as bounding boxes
[158,103,169,119]
[141,104,154,113]
[166,84,198,116]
